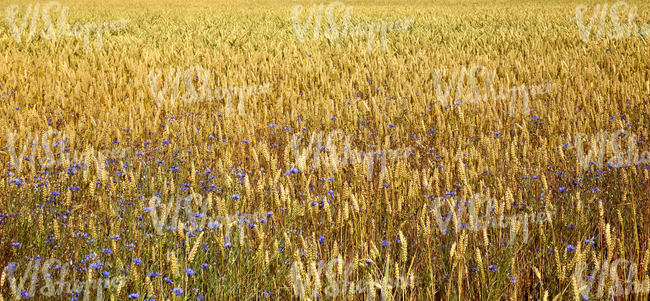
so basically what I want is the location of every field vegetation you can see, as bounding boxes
[1,0,650,300]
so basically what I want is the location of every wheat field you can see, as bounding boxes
[1,0,650,300]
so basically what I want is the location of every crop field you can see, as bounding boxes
[1,0,650,300]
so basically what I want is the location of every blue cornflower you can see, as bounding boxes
[173,288,183,295]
